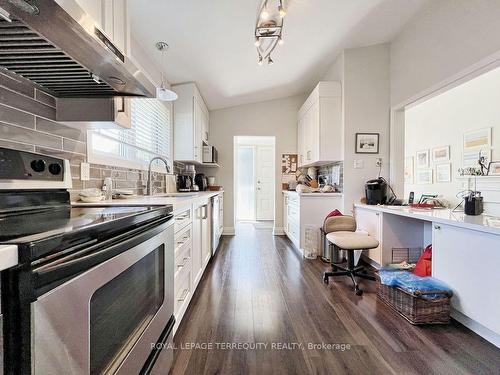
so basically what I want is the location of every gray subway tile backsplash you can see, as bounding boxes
[0,139,35,152]
[36,117,86,141]
[0,72,34,98]
[63,138,86,154]
[1,75,167,197]
[34,89,56,108]
[0,86,56,120]
[0,122,62,150]
[0,103,35,129]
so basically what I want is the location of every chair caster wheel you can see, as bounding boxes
[355,289,363,296]
[323,276,329,284]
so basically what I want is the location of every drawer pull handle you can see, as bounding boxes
[177,289,189,302]
[177,257,190,268]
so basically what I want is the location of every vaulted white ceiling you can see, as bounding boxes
[130,0,428,110]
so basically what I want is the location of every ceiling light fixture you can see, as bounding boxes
[278,0,286,18]
[155,41,178,101]
[261,0,269,20]
[254,0,286,66]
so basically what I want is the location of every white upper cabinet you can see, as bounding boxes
[173,83,210,163]
[72,0,130,55]
[297,82,342,168]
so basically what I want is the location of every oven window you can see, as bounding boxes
[90,246,164,374]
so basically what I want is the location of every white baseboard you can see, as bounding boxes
[451,308,500,348]
[222,227,235,235]
[273,227,285,236]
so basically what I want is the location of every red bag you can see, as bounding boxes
[414,244,432,277]
[325,209,343,220]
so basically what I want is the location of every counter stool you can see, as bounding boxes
[322,216,379,296]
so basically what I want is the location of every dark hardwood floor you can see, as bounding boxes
[170,223,500,375]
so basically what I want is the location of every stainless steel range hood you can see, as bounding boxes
[0,0,155,98]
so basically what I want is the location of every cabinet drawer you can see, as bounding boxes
[174,224,192,257]
[287,194,299,205]
[174,242,191,280]
[287,221,299,243]
[174,208,192,233]
[174,261,192,316]
[287,205,300,223]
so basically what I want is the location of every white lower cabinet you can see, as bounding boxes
[282,191,343,257]
[173,194,219,335]
[433,223,500,341]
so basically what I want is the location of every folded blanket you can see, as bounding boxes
[379,269,452,299]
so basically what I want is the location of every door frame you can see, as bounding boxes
[233,137,276,224]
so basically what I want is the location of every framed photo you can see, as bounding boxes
[488,161,500,175]
[404,156,414,184]
[462,149,490,167]
[416,150,430,168]
[432,146,450,163]
[416,169,433,184]
[463,127,491,149]
[355,133,379,154]
[435,163,451,183]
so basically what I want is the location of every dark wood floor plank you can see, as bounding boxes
[170,223,500,375]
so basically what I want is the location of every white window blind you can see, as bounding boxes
[88,98,172,170]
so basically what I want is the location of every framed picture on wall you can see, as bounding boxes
[416,150,430,168]
[432,146,450,162]
[463,127,491,149]
[462,148,490,167]
[488,161,500,175]
[355,133,379,154]
[435,163,452,183]
[404,156,414,184]
[416,169,433,184]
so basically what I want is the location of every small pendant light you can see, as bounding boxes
[155,42,178,101]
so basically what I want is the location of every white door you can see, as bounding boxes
[256,146,274,220]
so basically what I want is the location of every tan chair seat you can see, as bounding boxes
[326,231,379,250]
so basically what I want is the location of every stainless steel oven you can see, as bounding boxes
[30,218,174,374]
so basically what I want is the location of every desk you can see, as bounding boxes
[354,204,500,348]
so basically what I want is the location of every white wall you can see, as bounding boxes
[322,44,391,214]
[207,95,305,234]
[390,0,500,108]
[405,66,500,205]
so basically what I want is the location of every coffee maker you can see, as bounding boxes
[176,175,192,192]
[365,178,388,205]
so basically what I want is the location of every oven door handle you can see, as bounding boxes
[33,217,173,295]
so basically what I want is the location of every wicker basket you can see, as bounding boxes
[377,277,452,325]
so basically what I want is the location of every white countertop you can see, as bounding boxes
[355,203,500,236]
[73,191,224,211]
[283,190,343,197]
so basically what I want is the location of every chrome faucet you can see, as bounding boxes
[147,156,171,196]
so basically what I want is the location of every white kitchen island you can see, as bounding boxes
[354,203,500,348]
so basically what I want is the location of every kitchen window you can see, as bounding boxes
[87,98,172,171]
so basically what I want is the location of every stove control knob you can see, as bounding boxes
[48,163,62,175]
[31,159,46,173]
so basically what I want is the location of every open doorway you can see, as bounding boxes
[234,136,275,228]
